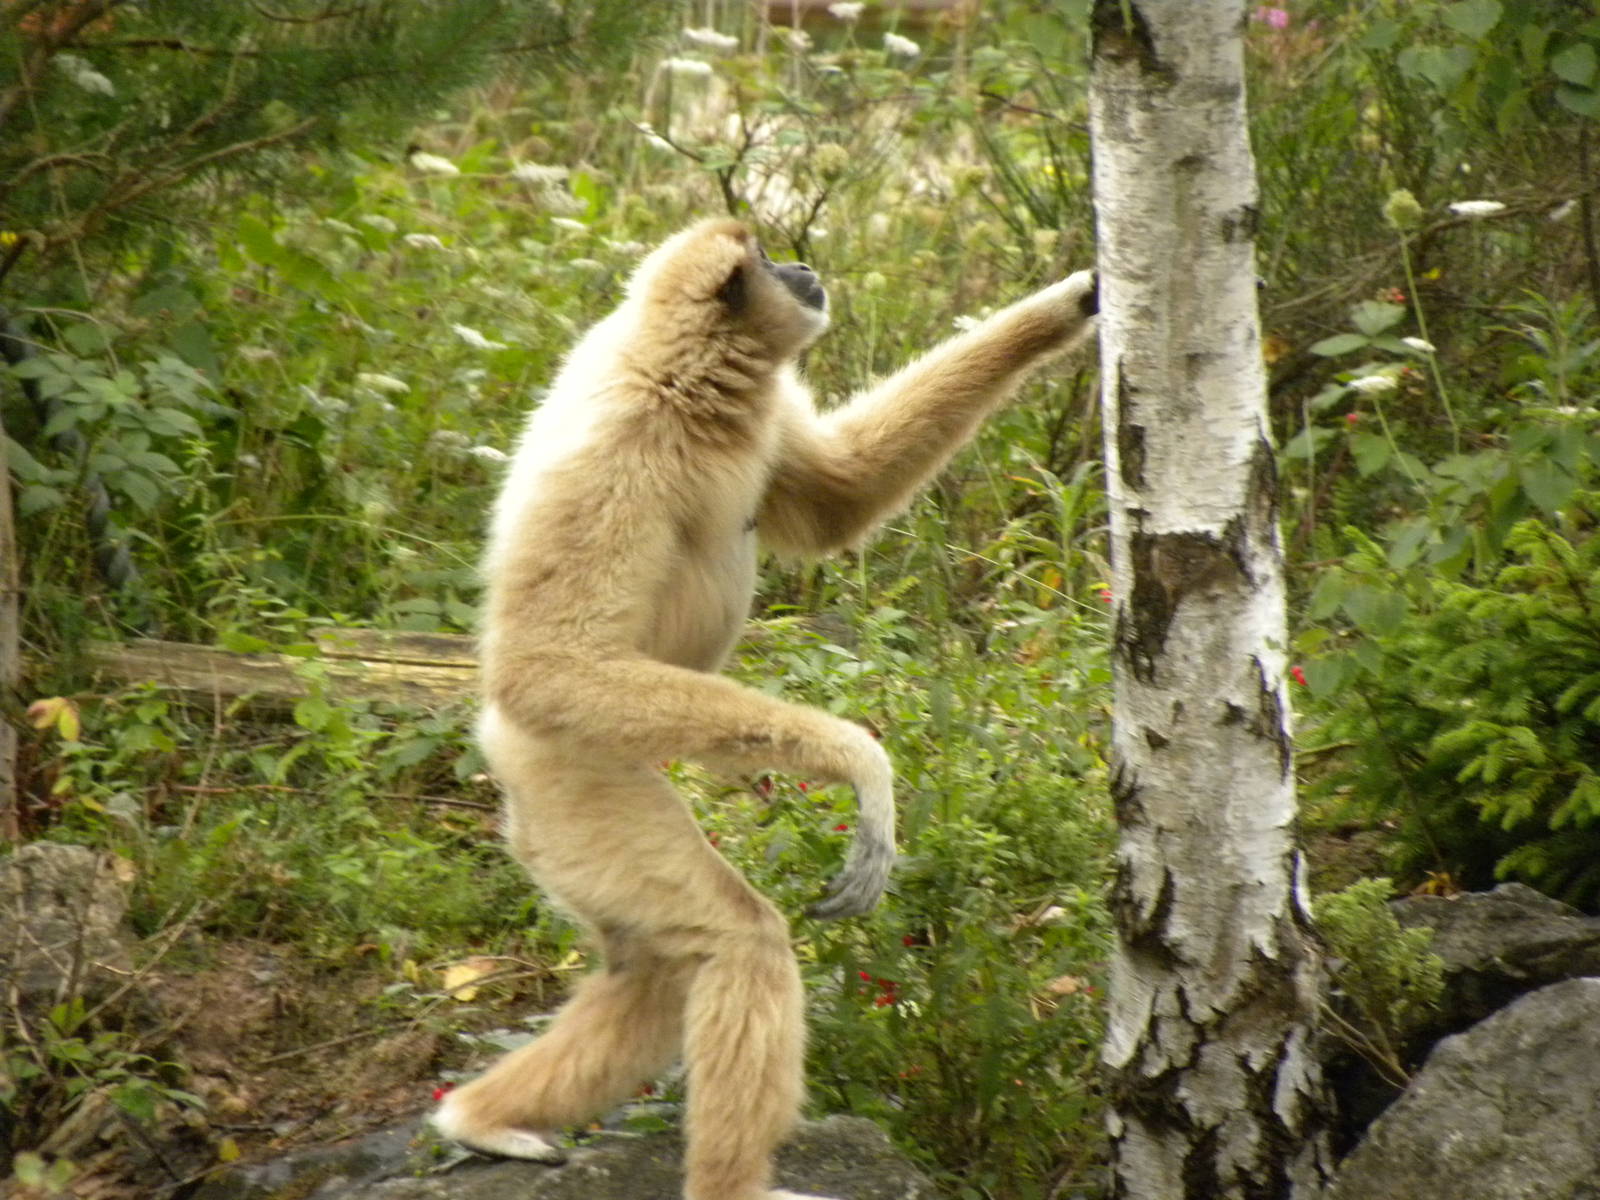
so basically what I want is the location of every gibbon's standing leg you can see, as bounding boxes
[431,218,1097,1200]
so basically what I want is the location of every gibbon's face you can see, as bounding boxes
[631,219,830,360]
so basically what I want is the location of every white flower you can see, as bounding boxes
[682,26,738,52]
[359,214,398,234]
[1448,199,1506,218]
[451,324,508,351]
[883,32,921,57]
[606,239,646,256]
[56,54,114,96]
[468,445,509,463]
[402,233,446,250]
[550,217,588,233]
[782,28,813,51]
[408,150,460,177]
[1347,374,1399,395]
[237,346,277,362]
[356,372,410,395]
[952,314,982,333]
[1549,200,1576,223]
[236,454,262,470]
[663,56,714,78]
[1400,337,1435,354]
[429,430,470,449]
[828,2,864,19]
[511,161,569,185]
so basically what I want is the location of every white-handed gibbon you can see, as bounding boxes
[432,218,1097,1200]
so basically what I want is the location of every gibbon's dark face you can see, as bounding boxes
[761,247,827,315]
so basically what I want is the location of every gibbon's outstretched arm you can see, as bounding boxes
[757,270,1098,556]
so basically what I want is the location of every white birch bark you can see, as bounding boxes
[1087,3,1328,1196]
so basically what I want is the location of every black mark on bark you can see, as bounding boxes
[1144,726,1169,750]
[1222,204,1261,243]
[1120,529,1250,683]
[1118,364,1148,489]
[1090,0,1174,83]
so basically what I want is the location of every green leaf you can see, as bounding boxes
[18,485,67,516]
[1310,332,1371,357]
[1351,431,1394,476]
[113,470,161,513]
[1399,45,1478,93]
[1361,19,1402,51]
[1350,300,1408,337]
[1441,0,1502,40]
[1387,517,1432,569]
[1556,84,1600,119]
[1308,569,1349,621]
[1520,460,1576,514]
[1344,585,1410,636]
[1550,42,1597,86]
[236,214,282,266]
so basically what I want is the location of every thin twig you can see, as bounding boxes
[171,783,495,812]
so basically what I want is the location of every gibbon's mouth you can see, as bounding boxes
[772,261,828,314]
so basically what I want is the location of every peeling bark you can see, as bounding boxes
[1087,1,1329,1196]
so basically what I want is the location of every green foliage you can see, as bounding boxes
[1314,879,1444,1085]
[2,996,203,1176]
[0,0,663,291]
[1306,510,1600,908]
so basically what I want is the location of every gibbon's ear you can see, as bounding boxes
[715,261,749,315]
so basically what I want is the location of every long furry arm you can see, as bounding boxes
[758,270,1097,556]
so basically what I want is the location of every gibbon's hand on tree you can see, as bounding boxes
[433,219,1097,1200]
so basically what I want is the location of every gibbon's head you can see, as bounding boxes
[628,219,829,362]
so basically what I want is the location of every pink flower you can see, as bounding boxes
[1345,412,1360,425]
[1254,5,1290,28]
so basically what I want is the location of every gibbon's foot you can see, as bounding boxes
[429,1092,567,1164]
[768,1191,839,1199]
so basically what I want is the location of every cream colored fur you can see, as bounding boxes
[434,218,1096,1199]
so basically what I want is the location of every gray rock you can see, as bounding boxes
[1391,882,1600,1029]
[190,1115,939,1200]
[1323,977,1600,1200]
[0,841,133,1006]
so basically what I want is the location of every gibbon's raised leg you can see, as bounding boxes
[432,219,1096,1200]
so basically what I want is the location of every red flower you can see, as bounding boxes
[797,781,809,793]
[1345,412,1359,425]
[859,971,874,981]
[902,934,916,947]
[1098,588,1113,603]
[1290,665,1308,687]
[431,1082,456,1102]
[834,823,849,831]
[875,994,896,1007]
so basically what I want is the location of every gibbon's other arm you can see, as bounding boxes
[757,271,1098,556]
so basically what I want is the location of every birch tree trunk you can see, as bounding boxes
[1087,3,1328,1196]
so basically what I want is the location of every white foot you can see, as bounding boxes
[429,1090,567,1163]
